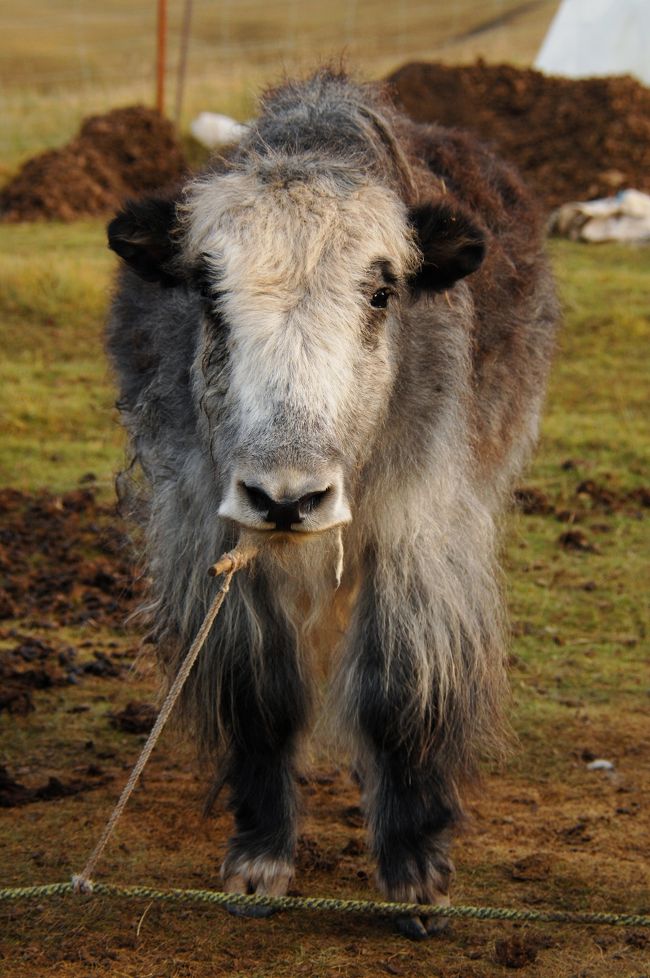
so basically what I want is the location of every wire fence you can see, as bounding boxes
[1,0,558,96]
[0,1,559,171]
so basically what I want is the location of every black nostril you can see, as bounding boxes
[267,500,303,530]
[298,488,330,515]
[241,483,330,530]
[241,483,302,530]
[242,483,275,514]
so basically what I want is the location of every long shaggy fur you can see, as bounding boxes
[106,69,558,913]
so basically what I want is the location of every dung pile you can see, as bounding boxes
[0,105,187,222]
[387,61,650,209]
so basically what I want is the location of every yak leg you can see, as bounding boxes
[221,744,298,917]
[351,588,460,940]
[361,746,456,939]
[219,580,309,916]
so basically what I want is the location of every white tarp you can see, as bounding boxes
[535,0,650,86]
[549,190,650,243]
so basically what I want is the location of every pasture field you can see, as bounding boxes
[0,5,648,968]
[0,221,649,978]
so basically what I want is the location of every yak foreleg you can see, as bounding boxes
[346,579,465,940]
[217,577,310,916]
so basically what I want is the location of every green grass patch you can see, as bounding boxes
[1,229,647,498]
[0,220,124,493]
[534,240,649,486]
[0,239,648,978]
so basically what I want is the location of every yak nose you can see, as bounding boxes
[218,468,352,533]
[242,483,330,531]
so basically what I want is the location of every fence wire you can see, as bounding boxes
[1,0,559,94]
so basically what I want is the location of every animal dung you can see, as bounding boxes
[0,106,187,222]
[387,61,650,209]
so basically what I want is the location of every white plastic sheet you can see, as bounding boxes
[549,190,650,242]
[190,113,247,149]
[535,0,650,86]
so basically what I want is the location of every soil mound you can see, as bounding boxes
[387,61,650,209]
[0,105,188,222]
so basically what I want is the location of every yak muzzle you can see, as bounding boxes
[218,468,351,534]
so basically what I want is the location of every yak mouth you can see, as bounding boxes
[219,515,351,538]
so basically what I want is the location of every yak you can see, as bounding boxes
[106,70,558,939]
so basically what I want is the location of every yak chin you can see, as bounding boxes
[222,515,349,626]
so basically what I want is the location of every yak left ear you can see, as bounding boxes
[107,196,183,286]
[409,201,486,292]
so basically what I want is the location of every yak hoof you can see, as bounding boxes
[394,892,451,941]
[222,859,292,919]
[395,913,450,940]
[395,914,429,940]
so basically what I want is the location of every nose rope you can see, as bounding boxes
[72,532,262,895]
[334,525,344,588]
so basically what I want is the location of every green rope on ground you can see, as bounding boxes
[1,881,648,928]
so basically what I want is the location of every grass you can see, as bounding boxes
[1,227,648,495]
[542,242,650,485]
[1,224,648,761]
[0,221,122,493]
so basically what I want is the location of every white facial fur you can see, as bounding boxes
[183,169,419,464]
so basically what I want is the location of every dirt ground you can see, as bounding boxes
[0,484,649,977]
[5,61,650,224]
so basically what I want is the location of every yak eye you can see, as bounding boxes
[370,288,391,309]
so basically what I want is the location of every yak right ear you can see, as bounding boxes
[108,197,183,286]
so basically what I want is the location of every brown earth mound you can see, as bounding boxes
[387,61,650,209]
[0,105,187,222]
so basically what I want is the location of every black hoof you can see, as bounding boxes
[422,913,451,936]
[395,913,450,941]
[395,914,429,940]
[226,901,278,919]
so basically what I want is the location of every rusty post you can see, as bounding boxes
[174,0,194,126]
[156,0,167,114]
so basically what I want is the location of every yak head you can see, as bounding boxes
[108,163,485,539]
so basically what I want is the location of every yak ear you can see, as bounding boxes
[409,200,486,292]
[107,196,183,286]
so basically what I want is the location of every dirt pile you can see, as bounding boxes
[0,105,187,222]
[387,62,650,209]
[0,764,111,808]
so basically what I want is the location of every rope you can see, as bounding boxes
[1,882,649,928]
[72,536,260,893]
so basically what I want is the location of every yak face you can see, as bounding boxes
[109,168,485,537]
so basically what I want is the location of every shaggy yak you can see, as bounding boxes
[106,70,558,939]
